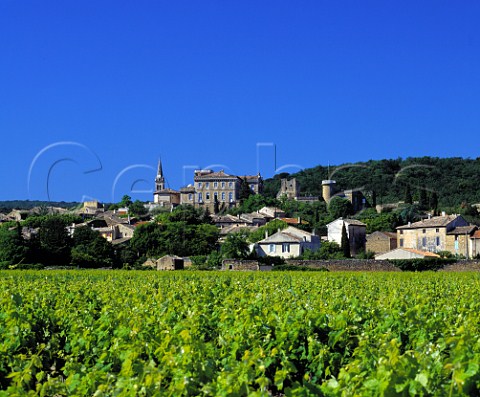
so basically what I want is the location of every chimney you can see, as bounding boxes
[297,217,301,224]
[441,211,446,217]
[408,222,411,227]
[265,230,268,239]
[428,214,432,219]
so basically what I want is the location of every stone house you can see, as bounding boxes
[180,169,263,212]
[445,225,478,258]
[366,231,398,254]
[472,230,480,258]
[255,226,321,259]
[396,214,472,256]
[327,218,366,256]
[144,255,185,270]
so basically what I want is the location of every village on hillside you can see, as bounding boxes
[1,159,480,271]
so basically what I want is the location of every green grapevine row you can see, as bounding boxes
[0,271,479,396]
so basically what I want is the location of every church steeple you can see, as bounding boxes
[155,158,165,191]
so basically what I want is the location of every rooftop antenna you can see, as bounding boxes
[327,162,330,179]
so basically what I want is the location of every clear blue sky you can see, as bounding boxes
[1,1,479,202]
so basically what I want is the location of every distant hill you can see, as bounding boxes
[263,157,480,208]
[0,200,81,212]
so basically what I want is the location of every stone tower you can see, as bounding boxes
[155,158,165,191]
[277,178,300,200]
[322,180,336,203]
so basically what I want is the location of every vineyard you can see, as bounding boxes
[1,271,480,396]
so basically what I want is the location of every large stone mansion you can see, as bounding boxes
[153,160,263,212]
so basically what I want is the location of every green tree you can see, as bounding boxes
[341,223,351,258]
[120,195,133,208]
[419,188,428,210]
[239,177,253,203]
[38,217,72,265]
[214,197,220,215]
[328,197,353,219]
[129,200,148,216]
[0,224,28,267]
[71,227,115,268]
[248,219,288,243]
[221,233,250,259]
[404,185,413,205]
[430,192,439,214]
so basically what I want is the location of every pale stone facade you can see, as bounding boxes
[181,169,263,212]
[366,231,397,254]
[396,215,470,255]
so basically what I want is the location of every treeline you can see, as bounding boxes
[263,156,480,207]
[0,200,80,212]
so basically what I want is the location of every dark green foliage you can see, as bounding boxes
[355,208,400,234]
[120,195,133,208]
[0,225,28,266]
[263,157,480,208]
[239,177,254,203]
[0,200,80,212]
[341,223,351,258]
[229,194,280,215]
[213,197,220,214]
[131,206,219,258]
[398,204,422,224]
[22,213,83,228]
[71,227,115,268]
[38,217,72,266]
[248,219,288,243]
[328,197,353,219]
[220,233,250,259]
[405,185,413,205]
[430,192,439,214]
[301,242,344,260]
[419,188,428,209]
[129,200,148,216]
[388,258,456,271]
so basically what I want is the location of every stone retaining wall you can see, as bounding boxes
[439,260,480,272]
[286,259,401,272]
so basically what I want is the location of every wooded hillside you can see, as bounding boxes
[263,157,480,207]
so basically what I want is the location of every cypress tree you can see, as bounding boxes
[405,185,413,205]
[341,223,351,258]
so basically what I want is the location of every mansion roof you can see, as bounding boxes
[397,215,462,230]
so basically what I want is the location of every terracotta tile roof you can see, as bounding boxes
[397,215,461,229]
[279,217,308,225]
[473,230,480,239]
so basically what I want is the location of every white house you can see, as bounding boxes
[327,218,366,256]
[254,226,320,258]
